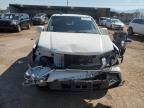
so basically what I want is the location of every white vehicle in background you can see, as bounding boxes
[128,18,144,36]
[23,14,131,90]
[99,17,109,26]
[106,18,125,30]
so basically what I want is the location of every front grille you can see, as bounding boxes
[114,25,121,28]
[0,21,10,26]
[54,54,64,68]
[64,54,101,70]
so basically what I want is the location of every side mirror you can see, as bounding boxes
[37,26,45,32]
[100,28,109,35]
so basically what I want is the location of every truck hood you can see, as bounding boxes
[38,32,114,55]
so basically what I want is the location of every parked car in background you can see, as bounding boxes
[128,18,144,36]
[99,17,109,26]
[106,18,125,30]
[0,13,31,32]
[32,13,48,25]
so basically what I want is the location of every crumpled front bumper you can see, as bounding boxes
[23,66,122,90]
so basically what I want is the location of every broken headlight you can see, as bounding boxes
[101,57,107,68]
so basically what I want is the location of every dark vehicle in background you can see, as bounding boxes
[32,13,48,25]
[0,13,31,32]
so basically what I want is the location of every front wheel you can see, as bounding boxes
[26,23,31,29]
[128,27,133,36]
[16,25,21,32]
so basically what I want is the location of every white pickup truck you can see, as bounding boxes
[128,18,144,36]
[23,14,131,90]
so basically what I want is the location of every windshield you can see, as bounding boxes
[2,14,19,20]
[47,16,100,34]
[100,17,106,20]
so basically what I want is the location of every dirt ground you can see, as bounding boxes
[0,26,144,108]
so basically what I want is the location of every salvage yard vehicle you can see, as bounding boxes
[23,14,131,90]
[99,17,109,26]
[128,18,144,36]
[106,18,125,30]
[32,13,48,25]
[0,13,31,32]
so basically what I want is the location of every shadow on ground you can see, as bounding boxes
[0,53,108,108]
[128,34,144,42]
[0,29,19,33]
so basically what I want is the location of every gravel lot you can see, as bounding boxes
[0,26,144,108]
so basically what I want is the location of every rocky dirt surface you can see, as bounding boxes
[0,26,144,108]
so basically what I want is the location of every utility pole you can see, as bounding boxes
[66,0,68,13]
[67,0,68,7]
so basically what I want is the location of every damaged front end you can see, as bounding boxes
[22,13,132,91]
[23,65,121,90]
[23,31,131,90]
[23,48,123,90]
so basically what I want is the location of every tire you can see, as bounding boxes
[26,23,31,29]
[16,25,21,32]
[128,27,133,36]
[108,73,122,89]
[110,25,113,30]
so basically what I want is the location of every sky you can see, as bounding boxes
[0,0,144,11]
